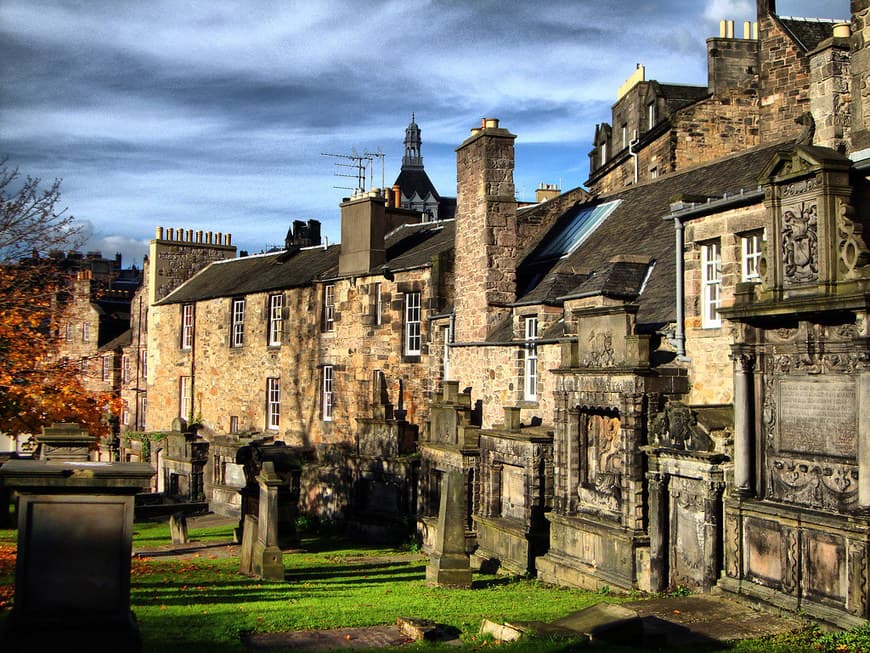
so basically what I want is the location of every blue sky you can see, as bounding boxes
[0,1,850,266]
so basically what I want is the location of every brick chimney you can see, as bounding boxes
[338,192,386,275]
[453,118,517,342]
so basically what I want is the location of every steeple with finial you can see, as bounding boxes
[402,113,423,170]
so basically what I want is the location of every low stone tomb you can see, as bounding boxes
[0,459,154,652]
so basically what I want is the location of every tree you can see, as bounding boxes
[0,159,121,437]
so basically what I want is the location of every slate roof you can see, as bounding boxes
[778,17,837,51]
[518,141,790,328]
[657,83,711,115]
[159,220,456,305]
[394,168,440,201]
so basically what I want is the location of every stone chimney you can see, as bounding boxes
[808,22,851,152]
[338,191,386,276]
[453,118,517,342]
[851,1,870,150]
[757,0,775,18]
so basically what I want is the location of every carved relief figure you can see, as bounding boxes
[577,412,622,513]
[782,201,818,283]
[584,330,615,367]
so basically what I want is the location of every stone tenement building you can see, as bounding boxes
[137,0,868,629]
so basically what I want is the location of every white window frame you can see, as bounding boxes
[231,298,245,347]
[121,354,130,384]
[229,415,239,434]
[701,241,722,328]
[375,283,383,325]
[101,355,111,381]
[648,102,656,130]
[121,400,129,426]
[181,304,194,350]
[322,366,334,421]
[179,376,192,421]
[599,142,607,167]
[82,321,89,343]
[741,232,763,282]
[268,294,283,346]
[266,377,280,430]
[404,291,422,356]
[523,316,538,401]
[65,323,73,342]
[323,284,335,331]
[138,396,147,430]
[140,349,147,382]
[80,357,88,374]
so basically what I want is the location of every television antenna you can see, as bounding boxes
[321,147,385,195]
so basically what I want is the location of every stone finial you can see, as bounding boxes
[795,112,815,145]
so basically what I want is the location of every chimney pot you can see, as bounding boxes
[833,22,850,39]
[485,118,499,129]
[156,226,164,239]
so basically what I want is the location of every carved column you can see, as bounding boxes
[702,479,726,590]
[731,347,755,496]
[566,405,580,514]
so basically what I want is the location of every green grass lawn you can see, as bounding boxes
[1,520,868,652]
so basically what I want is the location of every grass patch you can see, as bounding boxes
[1,520,868,652]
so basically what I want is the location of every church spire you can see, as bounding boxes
[402,113,423,170]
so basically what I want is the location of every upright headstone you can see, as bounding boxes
[426,469,472,588]
[0,459,154,652]
[169,512,189,545]
[251,461,285,580]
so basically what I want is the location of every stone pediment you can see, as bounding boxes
[759,145,849,184]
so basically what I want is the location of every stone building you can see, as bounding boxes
[133,0,868,628]
[393,114,456,222]
[587,1,845,195]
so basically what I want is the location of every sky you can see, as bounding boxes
[0,0,851,267]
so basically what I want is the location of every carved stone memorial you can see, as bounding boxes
[720,145,870,628]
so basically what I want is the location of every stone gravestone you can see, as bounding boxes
[426,469,472,588]
[250,461,285,580]
[0,459,154,652]
[36,422,96,461]
[170,512,189,545]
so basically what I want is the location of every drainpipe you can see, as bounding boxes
[672,217,687,358]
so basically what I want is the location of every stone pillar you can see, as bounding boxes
[426,469,472,587]
[251,461,284,581]
[0,460,153,652]
[731,348,755,496]
[646,470,669,593]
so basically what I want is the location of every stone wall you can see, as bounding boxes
[672,87,760,170]
[758,14,811,144]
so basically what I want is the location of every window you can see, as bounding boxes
[121,400,129,426]
[599,142,607,167]
[404,291,422,356]
[741,232,763,282]
[80,357,88,374]
[65,323,73,342]
[231,298,245,347]
[229,415,239,434]
[121,354,130,384]
[621,123,628,149]
[266,377,280,430]
[322,366,334,421]
[648,102,656,130]
[181,304,194,349]
[82,321,89,343]
[140,349,147,382]
[101,355,111,381]
[138,396,147,430]
[268,294,283,345]
[323,284,335,331]
[179,376,192,421]
[701,242,722,328]
[524,316,538,401]
[374,283,383,325]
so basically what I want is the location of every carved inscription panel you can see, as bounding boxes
[777,379,857,459]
